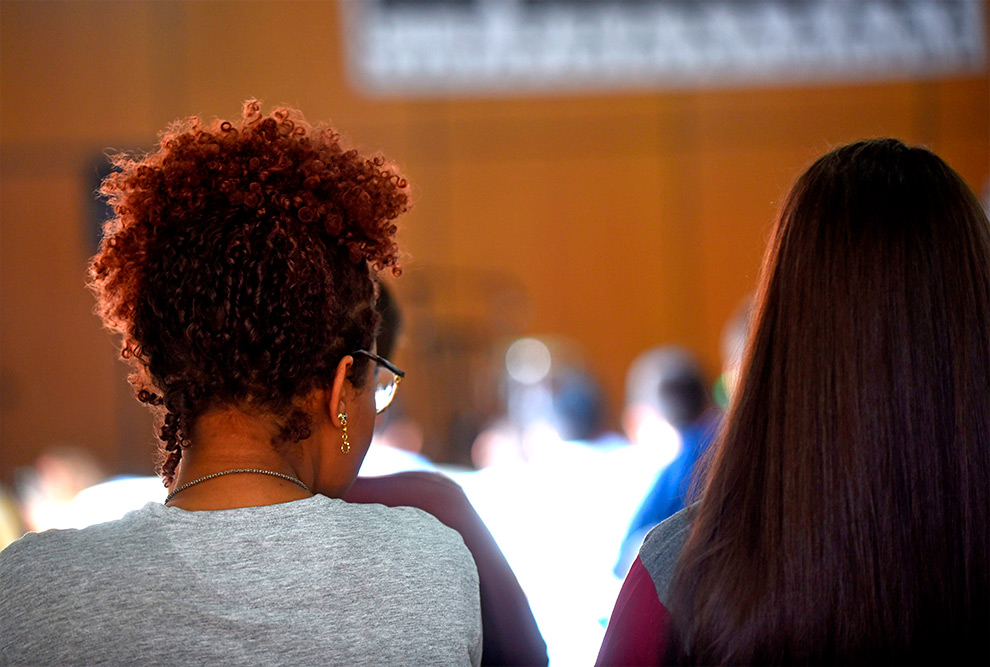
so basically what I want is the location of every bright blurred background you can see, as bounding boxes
[1,1,988,664]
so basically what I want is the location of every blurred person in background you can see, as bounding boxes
[0,101,481,665]
[346,286,548,666]
[13,444,106,533]
[0,487,25,551]
[614,347,717,576]
[458,337,641,665]
[712,295,753,410]
[356,283,435,476]
[598,139,990,665]
[545,365,611,445]
[471,337,625,468]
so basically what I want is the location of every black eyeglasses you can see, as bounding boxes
[352,350,405,414]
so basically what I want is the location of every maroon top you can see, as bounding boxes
[596,557,671,666]
[345,471,548,667]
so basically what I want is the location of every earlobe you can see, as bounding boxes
[333,401,347,428]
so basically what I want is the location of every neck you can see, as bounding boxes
[166,407,313,510]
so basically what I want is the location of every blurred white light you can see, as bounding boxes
[505,337,552,385]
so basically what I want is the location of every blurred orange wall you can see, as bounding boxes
[1,1,988,478]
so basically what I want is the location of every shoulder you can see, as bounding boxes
[597,557,672,666]
[597,511,692,665]
[2,504,159,577]
[346,471,468,506]
[334,488,461,534]
[310,497,481,645]
[1,531,69,616]
[639,505,694,605]
[345,472,477,532]
[1,530,51,580]
[0,511,155,629]
[2,511,139,568]
[323,495,475,569]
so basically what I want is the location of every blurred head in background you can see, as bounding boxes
[714,295,754,408]
[472,336,612,467]
[622,346,710,453]
[546,365,607,443]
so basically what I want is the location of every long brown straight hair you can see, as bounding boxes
[666,139,990,664]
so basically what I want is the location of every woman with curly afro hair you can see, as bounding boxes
[0,101,482,666]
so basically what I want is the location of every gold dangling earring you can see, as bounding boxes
[338,412,350,453]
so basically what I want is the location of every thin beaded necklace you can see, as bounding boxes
[164,468,311,504]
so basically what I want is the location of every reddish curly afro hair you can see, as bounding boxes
[90,100,409,484]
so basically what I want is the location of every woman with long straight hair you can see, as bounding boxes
[597,138,990,665]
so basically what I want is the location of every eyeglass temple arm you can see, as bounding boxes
[353,349,405,378]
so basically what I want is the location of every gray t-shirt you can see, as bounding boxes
[639,504,693,605]
[1,495,482,666]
